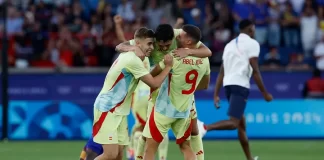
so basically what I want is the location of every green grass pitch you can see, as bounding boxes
[0,140,323,160]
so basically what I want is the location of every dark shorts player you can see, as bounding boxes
[225,85,250,119]
[79,138,102,160]
[199,20,273,160]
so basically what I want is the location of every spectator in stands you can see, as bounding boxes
[100,16,119,66]
[35,1,52,29]
[289,0,305,15]
[72,40,86,67]
[2,0,323,69]
[190,8,203,28]
[314,35,324,70]
[302,68,324,98]
[176,0,197,25]
[29,22,48,60]
[42,39,59,66]
[263,46,282,69]
[14,35,33,68]
[210,22,231,66]
[280,2,300,48]
[56,26,79,66]
[286,54,311,70]
[252,0,268,45]
[232,0,253,33]
[7,6,24,36]
[300,3,318,57]
[117,0,136,22]
[144,0,164,29]
[268,1,281,46]
[71,1,88,22]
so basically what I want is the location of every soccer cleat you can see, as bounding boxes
[197,119,207,137]
[254,156,259,160]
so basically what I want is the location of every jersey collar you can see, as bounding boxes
[238,33,251,39]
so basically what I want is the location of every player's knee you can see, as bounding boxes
[229,117,240,129]
[238,123,246,131]
[178,140,191,151]
[179,141,195,160]
[233,121,240,129]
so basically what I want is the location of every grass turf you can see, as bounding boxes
[0,140,323,160]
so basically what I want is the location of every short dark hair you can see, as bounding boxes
[155,24,174,42]
[134,27,155,39]
[182,24,201,43]
[239,19,254,30]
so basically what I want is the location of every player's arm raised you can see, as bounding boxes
[249,42,273,102]
[174,17,184,29]
[140,54,174,89]
[114,15,127,42]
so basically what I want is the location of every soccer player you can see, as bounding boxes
[92,27,173,160]
[142,24,210,160]
[79,15,126,160]
[116,24,210,160]
[200,19,273,160]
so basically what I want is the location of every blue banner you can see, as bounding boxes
[0,72,316,101]
[197,100,324,139]
[0,100,323,140]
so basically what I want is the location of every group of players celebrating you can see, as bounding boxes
[79,15,273,160]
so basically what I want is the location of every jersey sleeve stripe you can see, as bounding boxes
[175,119,193,144]
[148,107,164,143]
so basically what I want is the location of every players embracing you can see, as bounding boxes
[79,15,211,160]
[141,24,210,160]
[116,24,211,160]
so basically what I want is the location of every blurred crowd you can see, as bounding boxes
[1,0,324,71]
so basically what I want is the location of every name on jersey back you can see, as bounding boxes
[182,58,203,65]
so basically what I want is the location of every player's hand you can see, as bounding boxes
[173,48,191,59]
[262,92,273,102]
[214,96,220,109]
[113,15,123,25]
[134,46,145,61]
[164,54,173,67]
[176,17,184,25]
